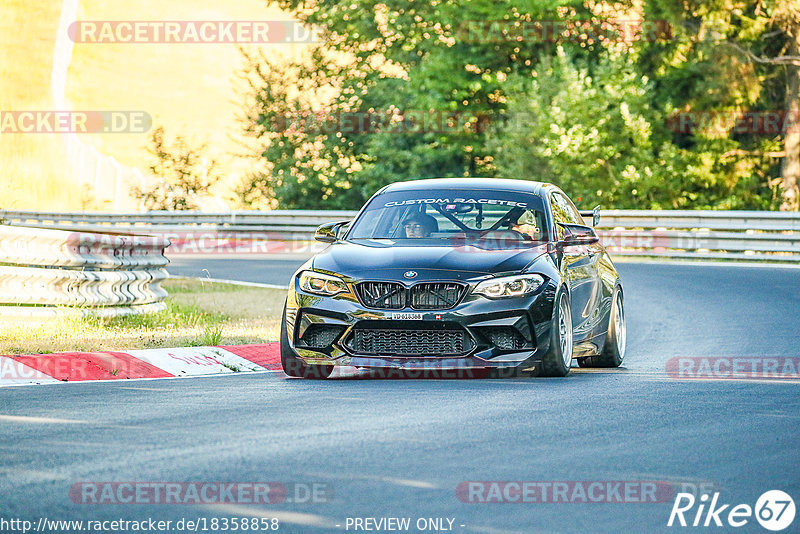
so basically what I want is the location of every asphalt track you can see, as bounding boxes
[167,255,308,287]
[1,259,799,533]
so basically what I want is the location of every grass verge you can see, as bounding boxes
[0,278,285,355]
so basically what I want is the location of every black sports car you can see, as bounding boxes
[280,178,625,378]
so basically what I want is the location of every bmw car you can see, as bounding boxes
[280,178,625,379]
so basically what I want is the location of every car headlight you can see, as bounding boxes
[298,271,349,296]
[473,274,544,299]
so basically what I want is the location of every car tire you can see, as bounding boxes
[280,304,333,379]
[539,289,573,377]
[578,286,625,368]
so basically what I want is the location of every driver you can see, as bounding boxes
[403,212,438,238]
[510,210,541,241]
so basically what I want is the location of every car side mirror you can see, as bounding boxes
[558,223,600,246]
[578,206,600,227]
[315,221,351,243]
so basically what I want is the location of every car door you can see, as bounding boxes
[550,190,601,343]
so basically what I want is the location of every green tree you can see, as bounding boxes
[489,46,775,209]
[240,0,603,209]
[640,0,799,209]
[236,46,370,209]
[134,126,219,211]
[240,0,794,210]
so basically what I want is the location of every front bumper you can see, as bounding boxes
[285,274,558,370]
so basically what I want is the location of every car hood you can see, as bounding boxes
[312,240,550,281]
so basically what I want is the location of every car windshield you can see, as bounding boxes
[346,189,548,246]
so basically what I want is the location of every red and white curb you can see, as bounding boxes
[0,343,283,387]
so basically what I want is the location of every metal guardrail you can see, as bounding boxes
[0,225,170,317]
[0,209,359,235]
[593,210,800,261]
[1,209,798,262]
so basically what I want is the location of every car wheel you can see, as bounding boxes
[578,286,625,368]
[280,304,333,379]
[540,289,573,377]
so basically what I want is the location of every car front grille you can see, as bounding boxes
[345,324,473,356]
[410,283,467,310]
[355,281,405,309]
[355,281,466,310]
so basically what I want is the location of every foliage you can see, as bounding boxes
[237,0,797,210]
[490,46,776,209]
[638,0,797,209]
[134,126,220,210]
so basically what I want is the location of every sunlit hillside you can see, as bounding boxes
[2,0,308,211]
[0,0,88,210]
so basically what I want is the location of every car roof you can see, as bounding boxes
[380,177,552,196]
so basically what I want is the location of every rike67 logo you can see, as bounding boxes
[668,490,795,531]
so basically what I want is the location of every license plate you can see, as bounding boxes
[391,312,423,320]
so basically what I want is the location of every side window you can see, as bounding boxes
[550,190,584,240]
[561,193,584,225]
